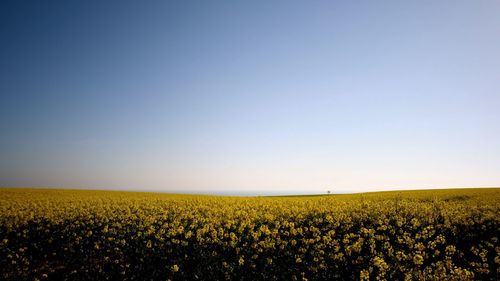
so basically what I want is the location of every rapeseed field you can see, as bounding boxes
[0,188,498,280]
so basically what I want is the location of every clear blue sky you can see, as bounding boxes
[1,0,499,195]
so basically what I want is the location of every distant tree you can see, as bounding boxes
[327,190,331,195]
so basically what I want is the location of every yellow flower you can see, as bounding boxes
[413,254,424,265]
[360,269,370,280]
[171,264,179,272]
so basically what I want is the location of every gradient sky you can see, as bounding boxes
[1,1,499,195]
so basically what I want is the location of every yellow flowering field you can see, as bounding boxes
[0,188,498,280]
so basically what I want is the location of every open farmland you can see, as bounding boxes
[0,188,499,280]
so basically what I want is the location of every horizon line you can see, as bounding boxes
[1,186,498,197]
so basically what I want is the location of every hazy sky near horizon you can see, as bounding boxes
[1,0,500,195]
